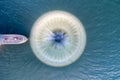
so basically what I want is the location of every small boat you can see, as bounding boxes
[0,34,28,45]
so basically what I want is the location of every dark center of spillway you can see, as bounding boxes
[52,31,66,48]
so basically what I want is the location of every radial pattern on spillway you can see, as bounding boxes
[30,10,86,67]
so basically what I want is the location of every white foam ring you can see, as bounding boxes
[30,10,86,67]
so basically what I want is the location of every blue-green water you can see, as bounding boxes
[0,0,120,80]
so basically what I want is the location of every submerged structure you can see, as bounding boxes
[30,10,86,67]
[0,34,28,45]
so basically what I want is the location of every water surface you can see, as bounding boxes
[0,0,120,80]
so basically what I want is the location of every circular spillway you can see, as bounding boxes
[30,10,86,67]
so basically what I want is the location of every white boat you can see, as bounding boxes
[0,34,28,45]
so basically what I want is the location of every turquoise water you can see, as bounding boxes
[0,0,120,80]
